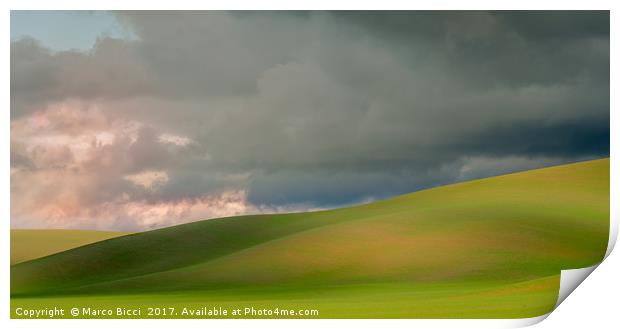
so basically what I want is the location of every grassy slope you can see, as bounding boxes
[10,158,610,318]
[10,230,129,265]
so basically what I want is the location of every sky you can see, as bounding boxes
[10,11,610,231]
[11,11,135,51]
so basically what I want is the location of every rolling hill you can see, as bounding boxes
[10,158,610,318]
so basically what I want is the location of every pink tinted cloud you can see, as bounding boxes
[10,101,277,231]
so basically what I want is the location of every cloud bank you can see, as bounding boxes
[11,11,609,231]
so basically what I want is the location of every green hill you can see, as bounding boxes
[10,230,130,265]
[10,158,610,318]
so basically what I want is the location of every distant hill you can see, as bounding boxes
[10,158,610,318]
[10,229,129,265]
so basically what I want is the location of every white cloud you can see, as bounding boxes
[124,170,169,190]
[158,133,193,146]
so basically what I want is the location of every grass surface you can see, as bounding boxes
[10,158,610,318]
[11,276,560,318]
[10,230,129,265]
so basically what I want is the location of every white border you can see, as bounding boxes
[0,0,616,10]
[2,1,617,328]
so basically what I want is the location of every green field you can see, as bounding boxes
[10,158,610,319]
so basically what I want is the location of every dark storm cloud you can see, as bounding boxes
[497,11,609,40]
[455,117,610,157]
[332,11,609,88]
[11,11,609,229]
